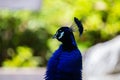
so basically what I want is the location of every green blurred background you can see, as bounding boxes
[0,0,120,67]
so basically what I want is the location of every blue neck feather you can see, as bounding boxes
[61,32,77,51]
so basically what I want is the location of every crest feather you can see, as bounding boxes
[74,17,83,36]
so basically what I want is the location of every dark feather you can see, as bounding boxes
[74,17,83,35]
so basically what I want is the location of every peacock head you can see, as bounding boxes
[53,27,73,42]
[53,17,83,43]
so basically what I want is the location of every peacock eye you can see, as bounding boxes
[58,31,64,39]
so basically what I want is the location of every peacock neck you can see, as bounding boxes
[61,34,77,51]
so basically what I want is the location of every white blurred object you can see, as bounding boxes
[0,0,42,11]
[83,35,120,80]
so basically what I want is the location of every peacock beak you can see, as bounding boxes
[52,31,58,39]
[52,34,57,39]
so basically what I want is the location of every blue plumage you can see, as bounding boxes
[45,17,83,80]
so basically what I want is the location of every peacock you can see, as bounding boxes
[45,17,83,80]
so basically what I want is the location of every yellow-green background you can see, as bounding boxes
[0,0,120,67]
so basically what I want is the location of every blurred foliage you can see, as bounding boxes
[0,0,120,67]
[3,46,40,67]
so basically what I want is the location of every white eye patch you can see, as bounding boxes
[58,32,64,39]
